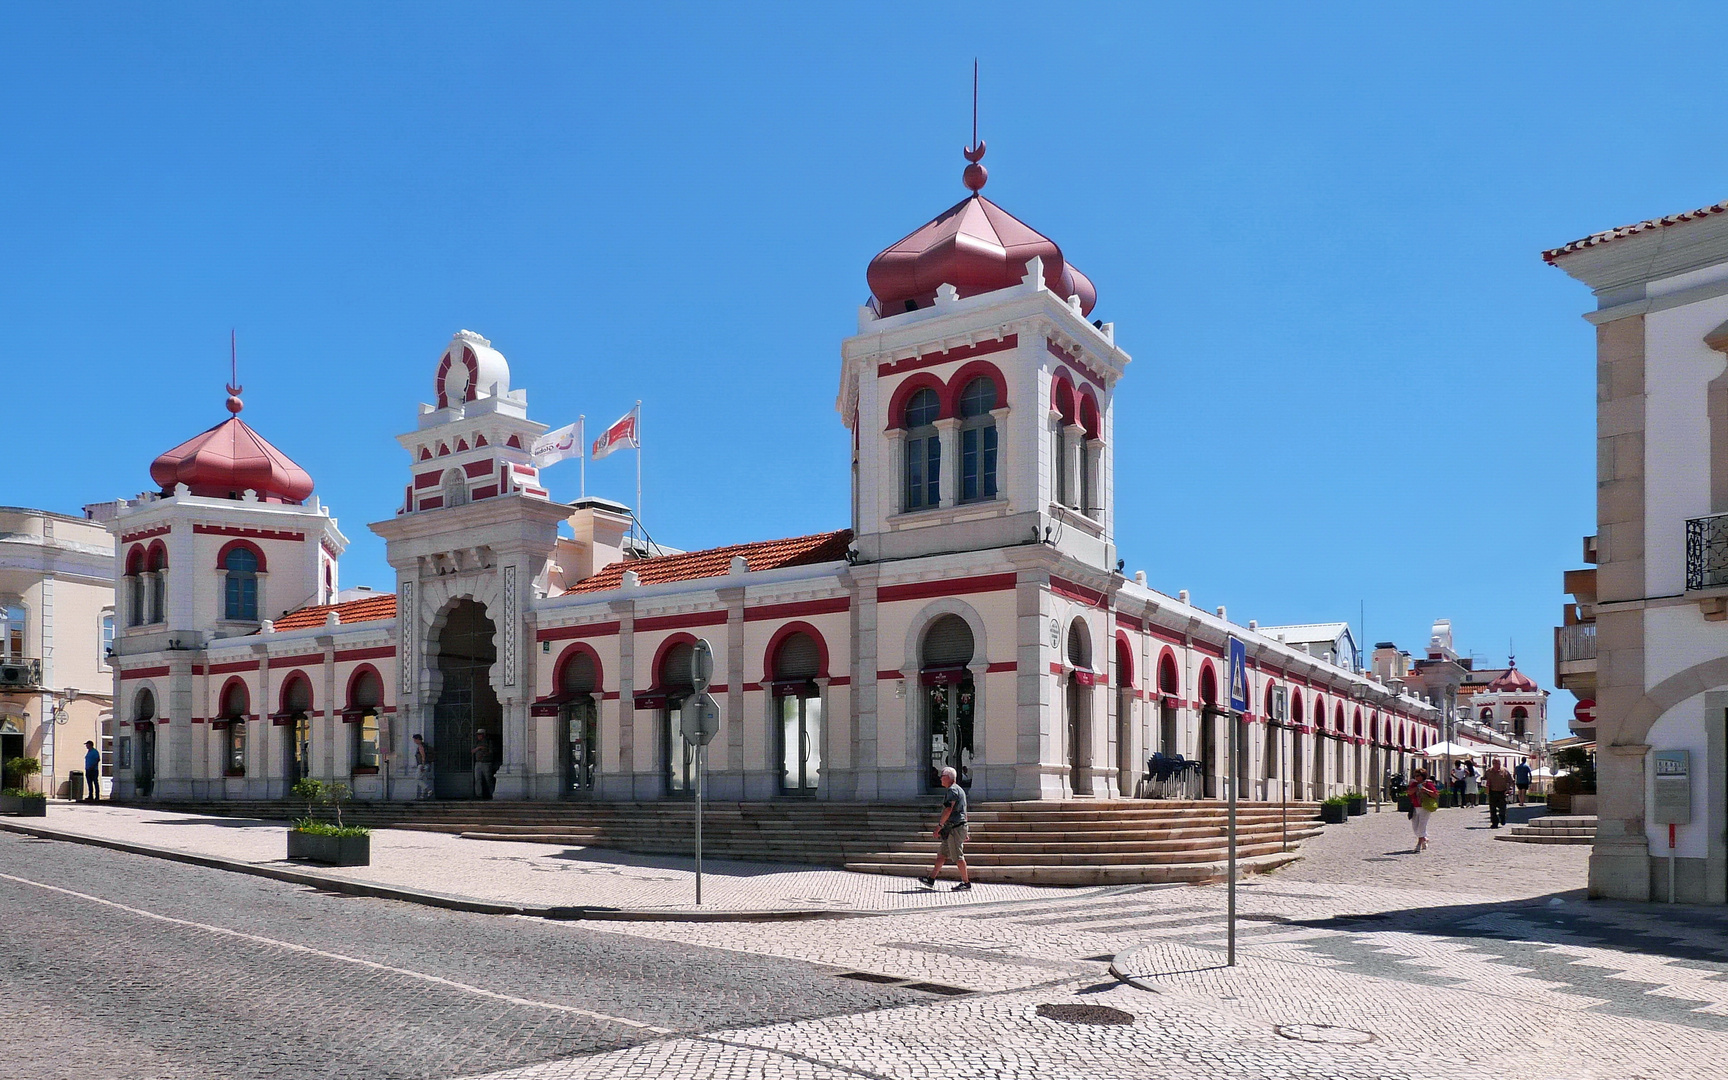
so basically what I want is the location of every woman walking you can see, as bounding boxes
[1408,768,1439,853]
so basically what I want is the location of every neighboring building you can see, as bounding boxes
[1368,618,1547,770]
[0,506,116,797]
[1555,534,1598,742]
[107,147,1447,809]
[1546,199,1728,904]
[1257,623,1358,673]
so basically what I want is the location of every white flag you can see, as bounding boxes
[531,420,583,468]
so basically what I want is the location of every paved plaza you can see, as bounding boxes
[4,799,1724,1078]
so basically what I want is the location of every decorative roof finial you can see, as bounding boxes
[226,328,244,414]
[963,59,987,194]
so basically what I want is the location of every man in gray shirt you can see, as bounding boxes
[919,766,971,892]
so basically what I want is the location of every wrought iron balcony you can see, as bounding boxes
[1686,512,1728,590]
[0,656,44,691]
[1556,622,1597,663]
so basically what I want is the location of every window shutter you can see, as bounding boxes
[773,632,821,680]
[660,641,694,689]
[561,652,597,694]
[920,615,974,668]
[1067,621,1090,668]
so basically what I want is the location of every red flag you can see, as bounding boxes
[591,409,638,460]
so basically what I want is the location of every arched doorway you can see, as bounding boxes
[558,651,598,797]
[659,638,697,796]
[1066,620,1092,795]
[1158,654,1179,755]
[278,674,313,783]
[921,614,974,789]
[772,630,823,794]
[132,689,157,798]
[1116,637,1135,797]
[1311,695,1327,798]
[1199,665,1219,798]
[431,599,501,799]
[1511,706,1529,740]
[1290,693,1306,800]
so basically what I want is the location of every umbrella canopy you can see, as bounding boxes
[1532,767,1556,778]
[1422,741,1477,757]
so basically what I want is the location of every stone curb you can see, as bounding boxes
[0,818,887,922]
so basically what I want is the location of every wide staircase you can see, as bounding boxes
[1494,815,1597,846]
[137,797,1324,886]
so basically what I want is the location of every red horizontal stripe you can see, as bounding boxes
[207,661,254,674]
[267,654,324,670]
[876,335,1016,378]
[1050,576,1107,607]
[119,525,171,543]
[878,572,1016,604]
[636,611,727,633]
[335,646,395,662]
[984,661,1016,674]
[119,666,170,679]
[191,524,305,542]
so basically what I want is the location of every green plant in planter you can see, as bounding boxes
[3,756,41,794]
[290,819,370,839]
[288,777,367,836]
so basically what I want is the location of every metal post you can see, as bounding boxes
[695,742,704,906]
[1280,720,1288,853]
[1669,823,1677,905]
[1227,708,1238,966]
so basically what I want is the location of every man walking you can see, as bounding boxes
[473,729,496,800]
[1514,757,1533,806]
[919,766,971,892]
[1484,759,1513,828]
[412,733,435,800]
[82,740,100,803]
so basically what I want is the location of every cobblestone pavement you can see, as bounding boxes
[13,803,1725,1079]
[0,832,929,1080]
[14,803,1081,912]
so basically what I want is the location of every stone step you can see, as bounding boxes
[1494,832,1594,845]
[845,851,1304,886]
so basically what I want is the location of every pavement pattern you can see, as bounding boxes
[6,799,1725,1078]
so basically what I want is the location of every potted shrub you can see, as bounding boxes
[286,778,370,866]
[1320,796,1349,824]
[1346,790,1368,816]
[1,757,46,817]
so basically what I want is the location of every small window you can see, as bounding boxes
[442,469,469,508]
[2,602,25,658]
[223,547,259,622]
[903,388,941,511]
[99,611,114,669]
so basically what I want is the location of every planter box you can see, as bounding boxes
[1395,796,1412,813]
[287,830,370,866]
[1320,803,1348,824]
[1346,797,1367,816]
[1,794,47,817]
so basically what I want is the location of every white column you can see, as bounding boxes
[1064,424,1085,510]
[886,429,906,515]
[1085,439,1104,520]
[935,418,961,509]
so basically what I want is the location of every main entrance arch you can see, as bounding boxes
[430,599,501,800]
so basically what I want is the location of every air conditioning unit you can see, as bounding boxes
[0,658,42,689]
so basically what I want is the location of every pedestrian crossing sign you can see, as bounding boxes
[1227,635,1249,713]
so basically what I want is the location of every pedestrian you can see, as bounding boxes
[1408,768,1439,853]
[82,740,100,803]
[412,733,435,800]
[1484,760,1512,828]
[919,766,972,892]
[1514,757,1533,806]
[473,729,496,800]
[1463,758,1480,808]
[1450,762,1467,805]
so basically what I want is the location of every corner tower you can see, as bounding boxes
[838,145,1129,571]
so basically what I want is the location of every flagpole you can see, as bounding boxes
[634,401,643,555]
[579,415,586,499]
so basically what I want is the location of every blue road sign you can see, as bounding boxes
[1227,635,1249,713]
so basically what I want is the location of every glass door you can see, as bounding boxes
[664,694,695,796]
[779,690,822,793]
[563,697,597,796]
[136,722,156,797]
[924,677,974,789]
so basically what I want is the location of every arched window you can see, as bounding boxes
[223,547,259,622]
[279,674,312,781]
[147,544,168,624]
[659,639,697,795]
[1078,393,1101,517]
[957,377,998,504]
[1510,705,1529,740]
[125,547,145,626]
[1,601,24,658]
[1050,376,1076,507]
[133,688,155,722]
[903,387,941,511]
[772,630,823,793]
[442,469,469,508]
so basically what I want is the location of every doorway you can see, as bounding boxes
[772,630,823,795]
[562,699,597,796]
[921,614,975,789]
[431,599,501,799]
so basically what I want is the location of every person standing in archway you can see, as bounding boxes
[473,729,496,799]
[413,734,435,800]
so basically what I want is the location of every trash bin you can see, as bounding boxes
[65,772,83,802]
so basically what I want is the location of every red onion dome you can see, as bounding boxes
[867,143,1096,317]
[1485,663,1539,693]
[149,393,314,504]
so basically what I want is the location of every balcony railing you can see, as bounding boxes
[1688,512,1728,590]
[0,656,44,691]
[1556,622,1597,663]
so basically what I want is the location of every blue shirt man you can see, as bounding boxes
[82,741,100,803]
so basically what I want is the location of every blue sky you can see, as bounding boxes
[4,3,1713,736]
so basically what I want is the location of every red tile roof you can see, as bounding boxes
[566,530,852,594]
[270,593,398,632]
[1543,199,1728,263]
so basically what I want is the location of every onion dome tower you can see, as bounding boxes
[149,385,314,504]
[865,142,1097,317]
[1486,659,1540,694]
